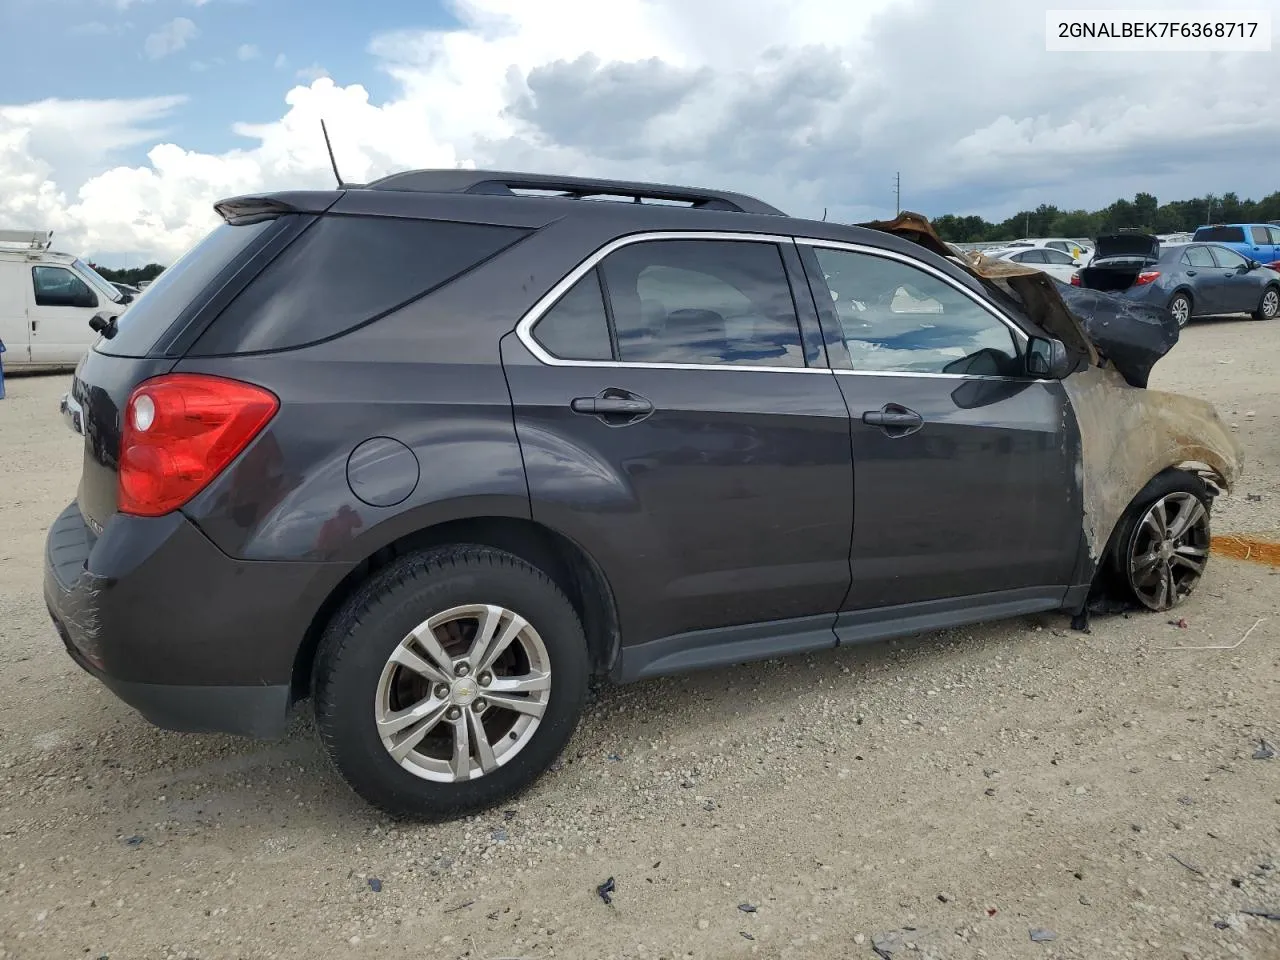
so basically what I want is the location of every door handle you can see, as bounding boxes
[862,403,924,437]
[1186,270,1196,276]
[571,396,652,415]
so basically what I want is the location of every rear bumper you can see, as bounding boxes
[43,501,343,738]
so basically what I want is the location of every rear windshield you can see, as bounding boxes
[1193,226,1245,243]
[188,215,530,356]
[97,219,275,357]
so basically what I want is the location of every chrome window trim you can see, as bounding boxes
[514,230,829,374]
[795,237,1031,346]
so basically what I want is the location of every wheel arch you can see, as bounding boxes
[291,516,621,702]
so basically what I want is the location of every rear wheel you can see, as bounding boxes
[1169,292,1192,328]
[1254,285,1279,322]
[313,546,589,820]
[1109,471,1212,612]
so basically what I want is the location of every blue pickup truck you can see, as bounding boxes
[1193,223,1280,268]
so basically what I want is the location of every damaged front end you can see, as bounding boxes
[858,213,1244,564]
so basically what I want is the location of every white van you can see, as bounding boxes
[0,229,131,370]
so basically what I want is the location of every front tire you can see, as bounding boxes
[1169,292,1192,328]
[313,546,589,820]
[1108,471,1212,612]
[1254,285,1279,322]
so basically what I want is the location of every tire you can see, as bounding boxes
[313,545,589,820]
[1254,285,1279,322]
[1168,292,1192,329]
[1108,471,1212,613]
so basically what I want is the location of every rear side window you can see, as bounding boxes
[601,240,806,367]
[190,216,530,355]
[98,219,275,357]
[1250,226,1270,244]
[1194,226,1245,243]
[1184,246,1216,268]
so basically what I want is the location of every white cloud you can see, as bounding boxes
[144,16,198,59]
[237,43,260,61]
[5,0,1280,263]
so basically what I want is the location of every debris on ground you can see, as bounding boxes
[1169,853,1205,877]
[1169,617,1189,628]
[122,835,145,847]
[1029,928,1057,942]
[1241,908,1280,921]
[366,877,382,893]
[502,809,516,821]
[1252,739,1275,760]
[596,876,616,905]
[738,902,757,913]
[740,930,755,940]
[442,899,473,914]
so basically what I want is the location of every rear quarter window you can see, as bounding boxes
[1194,226,1245,243]
[189,215,530,355]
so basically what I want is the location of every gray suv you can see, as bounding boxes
[44,171,1242,819]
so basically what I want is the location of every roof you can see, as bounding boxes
[358,169,787,216]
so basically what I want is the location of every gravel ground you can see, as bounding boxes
[1,317,1278,960]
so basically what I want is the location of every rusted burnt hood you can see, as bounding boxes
[858,213,1243,563]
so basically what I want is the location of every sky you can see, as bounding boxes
[1,0,1278,265]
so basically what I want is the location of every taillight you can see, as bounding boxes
[1135,271,1161,286]
[1069,272,1081,285]
[118,373,279,517]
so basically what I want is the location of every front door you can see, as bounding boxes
[796,240,1081,616]
[1210,245,1267,313]
[27,264,100,364]
[502,234,853,653]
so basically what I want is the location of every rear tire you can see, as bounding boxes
[1254,285,1279,322]
[1169,292,1192,328]
[1108,471,1212,613]
[313,545,589,820]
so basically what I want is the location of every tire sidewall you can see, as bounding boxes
[1259,285,1279,321]
[315,548,589,819]
[1170,293,1192,328]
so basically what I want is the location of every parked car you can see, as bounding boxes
[44,173,1242,820]
[1001,237,1094,264]
[112,282,141,299]
[1192,223,1280,269]
[0,229,131,369]
[983,245,1081,283]
[1073,234,1280,327]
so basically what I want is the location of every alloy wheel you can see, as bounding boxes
[1126,491,1210,611]
[374,604,552,782]
[1170,295,1191,328]
[1262,288,1279,320]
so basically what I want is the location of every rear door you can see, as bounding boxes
[1038,248,1078,282]
[1267,227,1280,267]
[1181,245,1224,314]
[502,232,853,653]
[1209,245,1267,313]
[796,238,1081,621]
[0,260,31,364]
[27,264,100,364]
[1247,225,1274,263]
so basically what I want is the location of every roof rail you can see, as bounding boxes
[361,169,786,216]
[0,229,53,253]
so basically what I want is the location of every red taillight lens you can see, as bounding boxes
[118,373,279,517]
[1069,272,1081,285]
[1134,271,1161,286]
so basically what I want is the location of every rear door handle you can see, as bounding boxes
[1186,270,1197,276]
[862,403,924,437]
[571,396,652,415]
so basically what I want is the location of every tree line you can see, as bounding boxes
[930,191,1280,243]
[89,262,166,285]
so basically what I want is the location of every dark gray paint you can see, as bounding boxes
[347,437,419,507]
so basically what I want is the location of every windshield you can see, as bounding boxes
[73,258,124,303]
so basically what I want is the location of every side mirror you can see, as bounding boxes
[1071,259,1081,267]
[1026,336,1073,379]
[1246,259,1260,271]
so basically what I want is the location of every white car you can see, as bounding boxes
[0,229,132,369]
[983,245,1082,284]
[1001,237,1094,265]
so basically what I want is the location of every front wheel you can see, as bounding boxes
[1169,292,1192,328]
[1109,471,1212,612]
[313,546,589,820]
[1254,285,1279,322]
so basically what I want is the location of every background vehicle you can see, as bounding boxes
[1193,223,1280,269]
[1002,237,1094,264]
[112,282,141,299]
[1074,234,1280,326]
[43,172,1238,820]
[983,245,1080,283]
[0,229,130,368]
